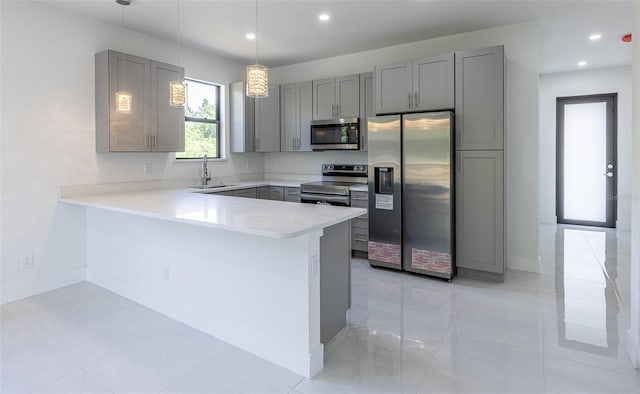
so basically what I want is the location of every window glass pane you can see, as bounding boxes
[176,122,218,158]
[563,102,607,222]
[185,80,218,120]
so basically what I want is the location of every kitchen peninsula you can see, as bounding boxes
[59,187,366,378]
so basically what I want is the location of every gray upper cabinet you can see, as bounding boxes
[455,46,504,150]
[150,60,185,152]
[255,85,281,152]
[374,61,412,115]
[281,81,312,152]
[230,81,255,153]
[413,53,455,112]
[359,72,374,152]
[455,150,504,277]
[374,54,454,115]
[96,50,184,152]
[312,75,359,120]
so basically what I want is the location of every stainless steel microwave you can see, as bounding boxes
[310,118,360,151]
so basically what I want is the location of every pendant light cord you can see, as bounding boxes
[255,0,259,65]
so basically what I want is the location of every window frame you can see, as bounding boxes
[176,78,222,160]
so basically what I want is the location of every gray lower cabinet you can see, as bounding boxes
[233,188,258,199]
[455,150,504,280]
[455,46,504,150]
[258,186,284,201]
[96,50,184,152]
[350,191,369,253]
[284,187,301,203]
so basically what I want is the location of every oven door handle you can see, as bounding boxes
[300,193,350,205]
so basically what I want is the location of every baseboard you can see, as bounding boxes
[626,329,640,369]
[86,267,323,378]
[0,268,86,305]
[506,256,540,273]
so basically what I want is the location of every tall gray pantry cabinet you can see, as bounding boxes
[95,50,185,152]
[454,45,505,281]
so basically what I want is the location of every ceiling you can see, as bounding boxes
[40,0,633,73]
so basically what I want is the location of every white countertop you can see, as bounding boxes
[60,188,366,239]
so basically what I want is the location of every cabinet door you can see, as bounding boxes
[413,53,454,111]
[335,74,359,118]
[269,186,284,201]
[255,85,281,152]
[233,188,258,199]
[150,61,185,152]
[257,186,270,199]
[284,187,301,202]
[107,51,150,151]
[456,150,504,274]
[312,78,335,120]
[374,61,412,114]
[280,83,296,152]
[230,81,255,153]
[297,81,313,151]
[359,72,374,152]
[455,46,504,150]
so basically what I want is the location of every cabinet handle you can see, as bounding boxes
[415,92,419,107]
[354,238,368,242]
[408,93,412,109]
[256,137,260,151]
[336,104,340,116]
[153,135,157,150]
[146,134,150,148]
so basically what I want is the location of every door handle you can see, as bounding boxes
[604,171,614,178]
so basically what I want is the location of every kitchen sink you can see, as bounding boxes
[191,184,235,189]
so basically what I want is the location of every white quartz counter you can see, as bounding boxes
[60,188,365,239]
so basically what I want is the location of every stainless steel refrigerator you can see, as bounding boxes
[367,112,455,279]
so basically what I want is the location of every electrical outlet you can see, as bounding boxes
[162,265,169,282]
[144,163,153,176]
[21,254,34,269]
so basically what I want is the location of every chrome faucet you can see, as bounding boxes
[201,154,211,186]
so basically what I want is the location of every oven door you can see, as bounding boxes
[300,193,350,206]
[310,118,360,151]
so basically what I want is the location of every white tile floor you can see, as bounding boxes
[2,224,640,393]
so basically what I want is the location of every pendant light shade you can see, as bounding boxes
[246,0,268,98]
[116,91,133,113]
[246,64,269,98]
[170,81,186,106]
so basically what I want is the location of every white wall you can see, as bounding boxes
[539,67,632,230]
[269,22,541,272]
[627,1,640,369]
[0,2,262,303]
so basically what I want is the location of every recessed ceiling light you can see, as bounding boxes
[577,61,587,67]
[246,32,256,40]
[319,13,330,22]
[589,33,602,41]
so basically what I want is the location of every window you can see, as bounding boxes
[175,79,221,159]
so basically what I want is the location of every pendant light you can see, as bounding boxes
[169,0,186,107]
[115,0,132,113]
[246,0,268,98]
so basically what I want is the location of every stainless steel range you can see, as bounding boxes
[300,164,368,206]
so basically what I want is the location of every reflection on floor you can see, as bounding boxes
[1,224,639,393]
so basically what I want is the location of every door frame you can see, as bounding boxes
[556,93,617,228]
